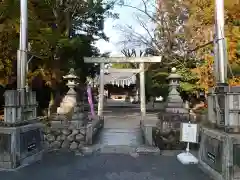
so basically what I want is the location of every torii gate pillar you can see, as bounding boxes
[139,62,146,116]
[98,63,105,116]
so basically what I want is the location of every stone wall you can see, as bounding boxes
[43,121,86,151]
[153,113,199,150]
[43,117,104,151]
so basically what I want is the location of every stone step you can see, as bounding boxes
[135,146,160,155]
[100,145,136,154]
[77,145,160,156]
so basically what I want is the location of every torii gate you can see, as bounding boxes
[84,56,162,117]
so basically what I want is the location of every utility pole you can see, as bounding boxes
[17,0,28,105]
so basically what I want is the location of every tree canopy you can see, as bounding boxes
[0,0,118,88]
[1,0,239,102]
[184,0,240,90]
[115,0,240,97]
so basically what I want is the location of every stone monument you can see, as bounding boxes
[0,90,44,169]
[199,88,240,180]
[0,0,44,169]
[198,0,240,179]
[0,0,43,170]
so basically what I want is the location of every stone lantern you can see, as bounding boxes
[57,68,85,126]
[156,67,190,150]
[63,68,79,98]
[165,67,187,113]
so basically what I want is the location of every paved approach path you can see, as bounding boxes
[95,108,143,147]
[1,100,212,180]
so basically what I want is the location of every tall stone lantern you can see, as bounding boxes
[165,67,187,113]
[60,68,86,126]
[156,67,189,149]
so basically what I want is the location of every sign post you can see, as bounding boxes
[177,121,199,164]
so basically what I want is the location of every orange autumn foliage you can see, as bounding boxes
[185,0,240,90]
[192,55,215,92]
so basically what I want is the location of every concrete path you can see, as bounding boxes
[98,99,159,148]
[95,105,143,147]
[96,128,143,146]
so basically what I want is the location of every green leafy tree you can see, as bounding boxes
[0,0,118,114]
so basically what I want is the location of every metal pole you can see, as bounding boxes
[98,63,105,117]
[213,26,219,82]
[214,0,229,128]
[140,62,146,116]
[17,0,28,97]
[215,0,227,83]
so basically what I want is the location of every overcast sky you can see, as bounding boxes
[95,0,155,56]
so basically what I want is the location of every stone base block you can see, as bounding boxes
[141,124,153,146]
[85,116,104,145]
[0,122,44,170]
[199,127,240,180]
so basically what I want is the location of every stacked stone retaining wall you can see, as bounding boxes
[43,121,86,151]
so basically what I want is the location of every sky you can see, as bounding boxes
[95,0,155,56]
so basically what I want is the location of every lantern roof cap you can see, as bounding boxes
[63,68,79,79]
[167,67,182,79]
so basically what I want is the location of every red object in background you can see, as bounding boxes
[87,86,95,117]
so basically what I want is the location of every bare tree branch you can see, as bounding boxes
[114,24,155,49]
[114,0,195,66]
[117,0,157,23]
[189,41,214,52]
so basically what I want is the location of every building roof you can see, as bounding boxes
[93,68,137,86]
